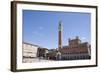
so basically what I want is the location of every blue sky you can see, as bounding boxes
[23,10,91,49]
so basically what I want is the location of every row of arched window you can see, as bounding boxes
[61,55,91,60]
[63,51,88,54]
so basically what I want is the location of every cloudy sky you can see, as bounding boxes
[23,10,91,49]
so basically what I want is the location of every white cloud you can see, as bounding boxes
[82,37,86,40]
[32,26,44,37]
[38,26,43,30]
[33,31,43,37]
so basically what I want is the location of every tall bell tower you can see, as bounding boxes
[58,21,62,51]
[56,21,62,60]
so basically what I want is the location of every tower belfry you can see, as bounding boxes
[58,21,62,51]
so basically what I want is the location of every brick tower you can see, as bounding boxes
[58,21,62,51]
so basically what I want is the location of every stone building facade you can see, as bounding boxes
[22,42,49,62]
[46,36,91,60]
[22,36,91,61]
[37,47,49,59]
[22,42,40,63]
[59,36,91,60]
